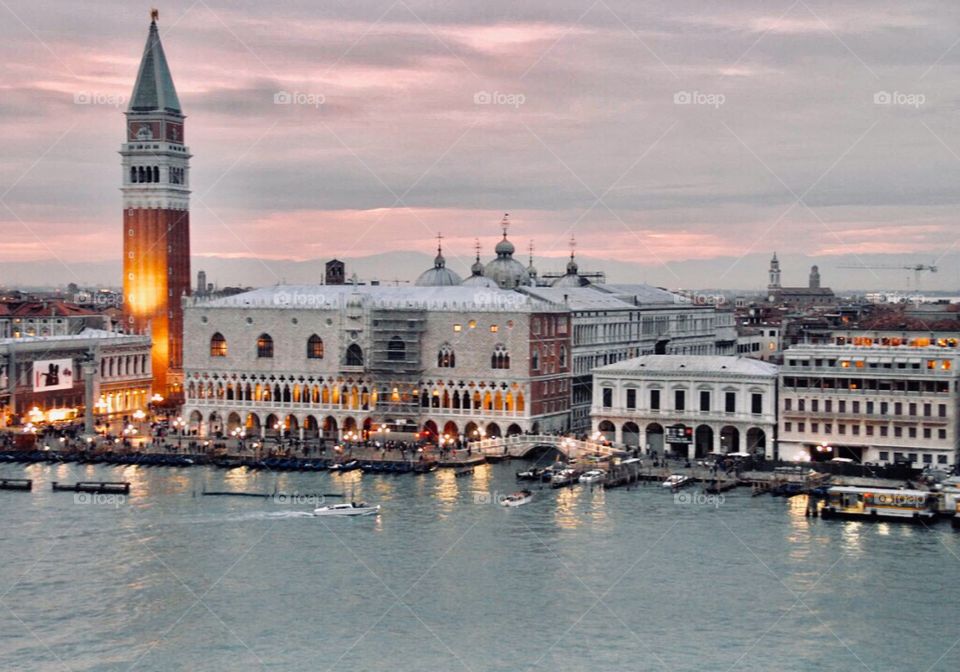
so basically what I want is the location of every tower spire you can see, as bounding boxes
[500,213,510,238]
[129,12,181,114]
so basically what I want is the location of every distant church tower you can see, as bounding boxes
[768,252,781,289]
[121,11,191,396]
[809,265,821,289]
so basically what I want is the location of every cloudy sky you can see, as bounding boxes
[2,1,959,288]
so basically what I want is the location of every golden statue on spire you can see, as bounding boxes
[151,8,159,22]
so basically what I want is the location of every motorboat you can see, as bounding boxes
[661,474,694,490]
[328,460,360,472]
[500,490,533,507]
[550,468,578,488]
[313,502,381,517]
[515,467,543,481]
[579,470,606,485]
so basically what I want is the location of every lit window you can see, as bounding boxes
[469,320,477,329]
[453,324,462,332]
[490,325,498,333]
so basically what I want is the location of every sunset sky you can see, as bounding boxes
[2,1,959,284]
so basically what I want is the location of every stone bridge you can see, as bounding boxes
[471,434,623,460]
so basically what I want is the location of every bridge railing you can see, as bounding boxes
[469,434,621,458]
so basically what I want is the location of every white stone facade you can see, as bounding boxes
[181,285,571,441]
[591,355,778,458]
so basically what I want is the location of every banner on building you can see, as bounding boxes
[32,358,74,392]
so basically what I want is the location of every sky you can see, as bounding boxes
[1,0,959,289]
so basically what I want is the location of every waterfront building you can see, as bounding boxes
[121,13,191,396]
[0,329,152,427]
[181,285,571,441]
[590,355,778,458]
[736,325,781,362]
[522,284,738,434]
[778,343,960,467]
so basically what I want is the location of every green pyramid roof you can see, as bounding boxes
[128,19,181,114]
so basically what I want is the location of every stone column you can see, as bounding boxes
[713,426,722,454]
[82,357,97,439]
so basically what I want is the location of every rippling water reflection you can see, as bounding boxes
[0,461,957,672]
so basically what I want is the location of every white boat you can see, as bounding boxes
[579,469,606,484]
[661,474,693,489]
[550,468,577,485]
[500,490,533,507]
[313,502,381,517]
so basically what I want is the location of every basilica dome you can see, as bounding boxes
[415,248,462,287]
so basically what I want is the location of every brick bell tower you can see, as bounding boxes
[121,11,191,397]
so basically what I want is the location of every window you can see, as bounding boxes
[939,404,947,418]
[866,401,874,414]
[650,389,661,410]
[894,402,902,415]
[532,349,540,371]
[725,392,736,413]
[866,425,874,436]
[209,332,227,357]
[880,426,888,437]
[812,400,819,412]
[879,451,889,462]
[345,343,364,366]
[923,428,931,439]
[784,398,792,411]
[602,388,613,408]
[939,429,947,440]
[559,346,567,368]
[387,336,405,362]
[751,393,762,414]
[626,388,637,409]
[256,333,273,358]
[923,454,932,464]
[908,427,917,438]
[674,390,685,411]
[307,334,324,359]
[894,426,902,438]
[438,344,455,368]
[699,390,710,412]
[491,344,510,369]
[453,324,462,332]
[784,422,792,432]
[490,325,499,333]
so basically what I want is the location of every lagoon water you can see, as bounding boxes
[1,460,958,671]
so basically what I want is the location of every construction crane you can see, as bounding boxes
[838,263,937,292]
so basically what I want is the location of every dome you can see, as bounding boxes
[551,272,588,288]
[495,237,515,256]
[462,273,498,288]
[415,248,462,287]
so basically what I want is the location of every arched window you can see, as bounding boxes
[210,332,227,357]
[137,166,145,183]
[130,166,137,183]
[307,334,324,359]
[491,344,510,370]
[438,343,455,368]
[153,166,160,182]
[531,348,540,371]
[387,336,405,362]
[256,333,274,358]
[345,343,364,366]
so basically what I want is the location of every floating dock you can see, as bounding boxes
[51,481,130,494]
[0,478,32,492]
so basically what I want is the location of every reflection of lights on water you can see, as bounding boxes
[553,487,582,529]
[433,469,459,512]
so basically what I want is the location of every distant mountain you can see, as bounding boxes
[2,251,956,293]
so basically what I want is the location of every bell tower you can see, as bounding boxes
[767,252,781,290]
[121,11,191,396]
